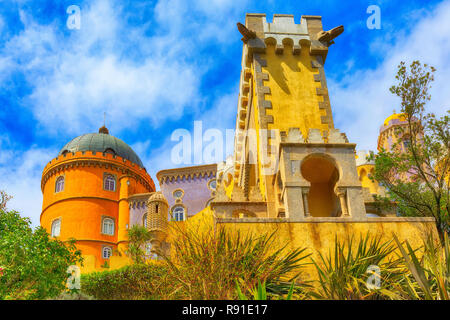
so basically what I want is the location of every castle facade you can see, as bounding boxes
[40,13,437,273]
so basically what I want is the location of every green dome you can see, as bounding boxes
[59,130,144,168]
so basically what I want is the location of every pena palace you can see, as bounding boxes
[40,14,437,273]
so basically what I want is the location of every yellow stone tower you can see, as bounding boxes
[212,14,368,219]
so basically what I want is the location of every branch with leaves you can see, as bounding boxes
[370,61,449,239]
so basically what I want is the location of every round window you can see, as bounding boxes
[208,179,217,191]
[173,190,183,198]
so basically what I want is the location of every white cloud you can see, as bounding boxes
[329,0,450,152]
[0,140,56,226]
[0,0,251,136]
[0,0,202,135]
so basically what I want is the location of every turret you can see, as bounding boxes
[146,192,169,256]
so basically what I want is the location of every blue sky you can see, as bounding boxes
[0,0,449,226]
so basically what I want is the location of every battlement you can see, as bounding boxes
[242,13,342,60]
[355,150,375,167]
[245,13,320,36]
[41,150,154,189]
[281,128,349,144]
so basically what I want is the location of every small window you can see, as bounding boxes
[173,189,184,199]
[55,176,64,193]
[104,174,116,191]
[143,213,148,228]
[403,140,411,151]
[104,148,116,155]
[208,179,217,191]
[102,247,112,259]
[102,217,114,235]
[51,219,61,237]
[172,206,185,221]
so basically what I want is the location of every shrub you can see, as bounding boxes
[81,263,172,300]
[0,209,82,300]
[388,232,450,300]
[163,224,311,300]
[311,233,406,300]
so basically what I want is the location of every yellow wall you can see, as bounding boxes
[216,218,438,281]
[357,164,379,195]
[262,44,331,137]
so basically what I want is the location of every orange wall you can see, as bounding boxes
[41,152,155,269]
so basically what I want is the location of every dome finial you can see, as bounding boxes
[99,112,109,134]
[99,126,109,134]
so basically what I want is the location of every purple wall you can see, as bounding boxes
[129,201,147,227]
[160,173,215,218]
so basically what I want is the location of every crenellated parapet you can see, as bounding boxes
[280,128,349,144]
[41,150,155,192]
[241,14,342,63]
[355,150,375,167]
[157,164,217,185]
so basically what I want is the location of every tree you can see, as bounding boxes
[125,225,152,264]
[371,61,449,239]
[0,201,83,300]
[0,190,12,211]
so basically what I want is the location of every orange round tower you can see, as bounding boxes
[40,126,155,270]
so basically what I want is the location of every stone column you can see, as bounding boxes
[335,187,349,217]
[283,186,305,219]
[301,187,311,217]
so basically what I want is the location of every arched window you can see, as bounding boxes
[172,206,185,221]
[104,148,116,155]
[104,174,116,191]
[51,219,61,237]
[102,217,114,235]
[143,213,148,228]
[55,176,64,193]
[102,247,112,259]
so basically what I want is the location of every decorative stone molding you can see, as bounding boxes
[310,56,334,127]
[286,128,305,143]
[307,129,324,143]
[157,164,217,185]
[355,150,375,167]
[328,129,349,144]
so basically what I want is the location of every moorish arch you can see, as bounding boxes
[300,153,341,217]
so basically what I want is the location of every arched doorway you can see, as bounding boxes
[301,154,340,217]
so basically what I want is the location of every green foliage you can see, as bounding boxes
[81,264,172,300]
[163,224,311,300]
[310,233,406,300]
[387,233,450,300]
[370,61,449,238]
[0,208,83,300]
[126,225,152,264]
[236,280,296,300]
